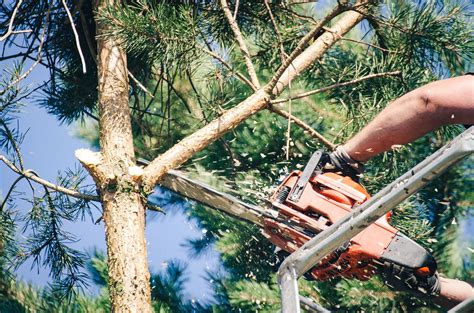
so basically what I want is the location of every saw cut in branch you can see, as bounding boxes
[0,154,99,201]
[268,105,336,150]
[220,0,260,88]
[74,148,112,185]
[271,71,402,104]
[141,6,368,192]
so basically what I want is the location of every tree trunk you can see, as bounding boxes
[93,0,151,311]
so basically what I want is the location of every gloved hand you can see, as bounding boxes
[381,262,441,296]
[321,146,365,181]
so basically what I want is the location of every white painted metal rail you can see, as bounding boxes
[278,127,474,312]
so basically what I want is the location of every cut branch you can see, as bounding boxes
[268,105,336,150]
[271,71,401,104]
[220,0,260,88]
[141,7,368,192]
[0,154,99,201]
[94,0,151,309]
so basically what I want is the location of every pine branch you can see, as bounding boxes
[338,37,395,54]
[78,2,97,64]
[271,71,401,104]
[0,154,99,202]
[220,0,260,89]
[0,0,31,42]
[141,7,368,192]
[266,1,350,93]
[268,105,336,150]
[0,119,25,170]
[128,70,154,98]
[0,2,50,95]
[200,46,257,90]
[61,0,86,73]
[264,0,287,63]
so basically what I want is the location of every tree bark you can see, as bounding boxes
[87,0,151,311]
[142,7,368,192]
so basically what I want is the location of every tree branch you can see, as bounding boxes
[338,37,395,53]
[267,1,349,93]
[0,119,24,170]
[0,2,50,95]
[220,0,260,88]
[141,7,368,192]
[128,70,154,98]
[200,46,257,90]
[0,154,99,202]
[270,71,401,104]
[61,0,87,73]
[78,2,98,64]
[0,0,31,42]
[264,0,287,63]
[268,105,336,150]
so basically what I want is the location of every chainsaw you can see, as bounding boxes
[261,151,437,283]
[139,152,437,285]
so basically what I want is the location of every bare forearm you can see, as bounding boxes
[433,277,474,309]
[343,75,474,162]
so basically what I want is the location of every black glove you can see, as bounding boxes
[320,146,365,181]
[381,262,441,296]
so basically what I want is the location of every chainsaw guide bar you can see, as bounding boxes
[159,169,271,227]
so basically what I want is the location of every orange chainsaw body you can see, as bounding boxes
[263,171,399,281]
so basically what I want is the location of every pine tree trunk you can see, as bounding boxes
[94,0,151,311]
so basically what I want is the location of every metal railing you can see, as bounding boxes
[278,127,474,312]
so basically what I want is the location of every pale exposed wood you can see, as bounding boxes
[142,6,368,192]
[220,0,260,88]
